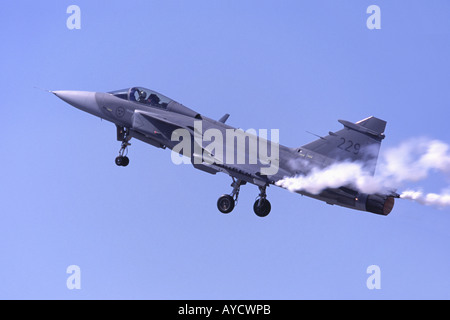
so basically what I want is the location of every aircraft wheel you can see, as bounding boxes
[115,156,123,166]
[115,156,130,167]
[121,156,130,167]
[217,195,235,214]
[253,198,271,217]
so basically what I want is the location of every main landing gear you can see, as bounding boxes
[253,186,271,218]
[115,126,131,167]
[217,178,243,214]
[216,178,272,217]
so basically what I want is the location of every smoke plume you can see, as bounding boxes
[275,138,450,208]
[400,190,450,207]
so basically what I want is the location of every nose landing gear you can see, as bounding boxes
[115,126,131,167]
[115,147,130,167]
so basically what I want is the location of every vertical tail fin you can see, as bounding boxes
[301,116,386,175]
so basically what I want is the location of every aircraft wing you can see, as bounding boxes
[133,110,283,187]
[191,152,270,187]
[191,143,289,187]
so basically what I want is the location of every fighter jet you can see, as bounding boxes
[53,87,398,217]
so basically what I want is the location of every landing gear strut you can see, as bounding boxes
[217,178,244,214]
[216,179,271,217]
[253,185,271,217]
[115,126,131,167]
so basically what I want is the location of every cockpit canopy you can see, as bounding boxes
[108,87,173,109]
[108,87,202,119]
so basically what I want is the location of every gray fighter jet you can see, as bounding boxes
[53,87,398,217]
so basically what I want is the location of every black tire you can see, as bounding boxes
[121,156,130,167]
[253,198,271,217]
[217,195,235,214]
[115,156,123,166]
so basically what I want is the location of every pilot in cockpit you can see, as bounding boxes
[138,90,147,103]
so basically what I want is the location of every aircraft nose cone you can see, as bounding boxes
[53,90,100,117]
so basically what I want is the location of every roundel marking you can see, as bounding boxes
[116,106,125,118]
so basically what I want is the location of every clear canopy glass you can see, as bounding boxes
[108,87,173,109]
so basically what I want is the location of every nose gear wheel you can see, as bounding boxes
[115,127,131,167]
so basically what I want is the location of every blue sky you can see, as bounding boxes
[1,0,450,299]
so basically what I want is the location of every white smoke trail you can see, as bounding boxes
[276,162,383,195]
[276,138,450,208]
[400,190,450,208]
[378,139,450,184]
